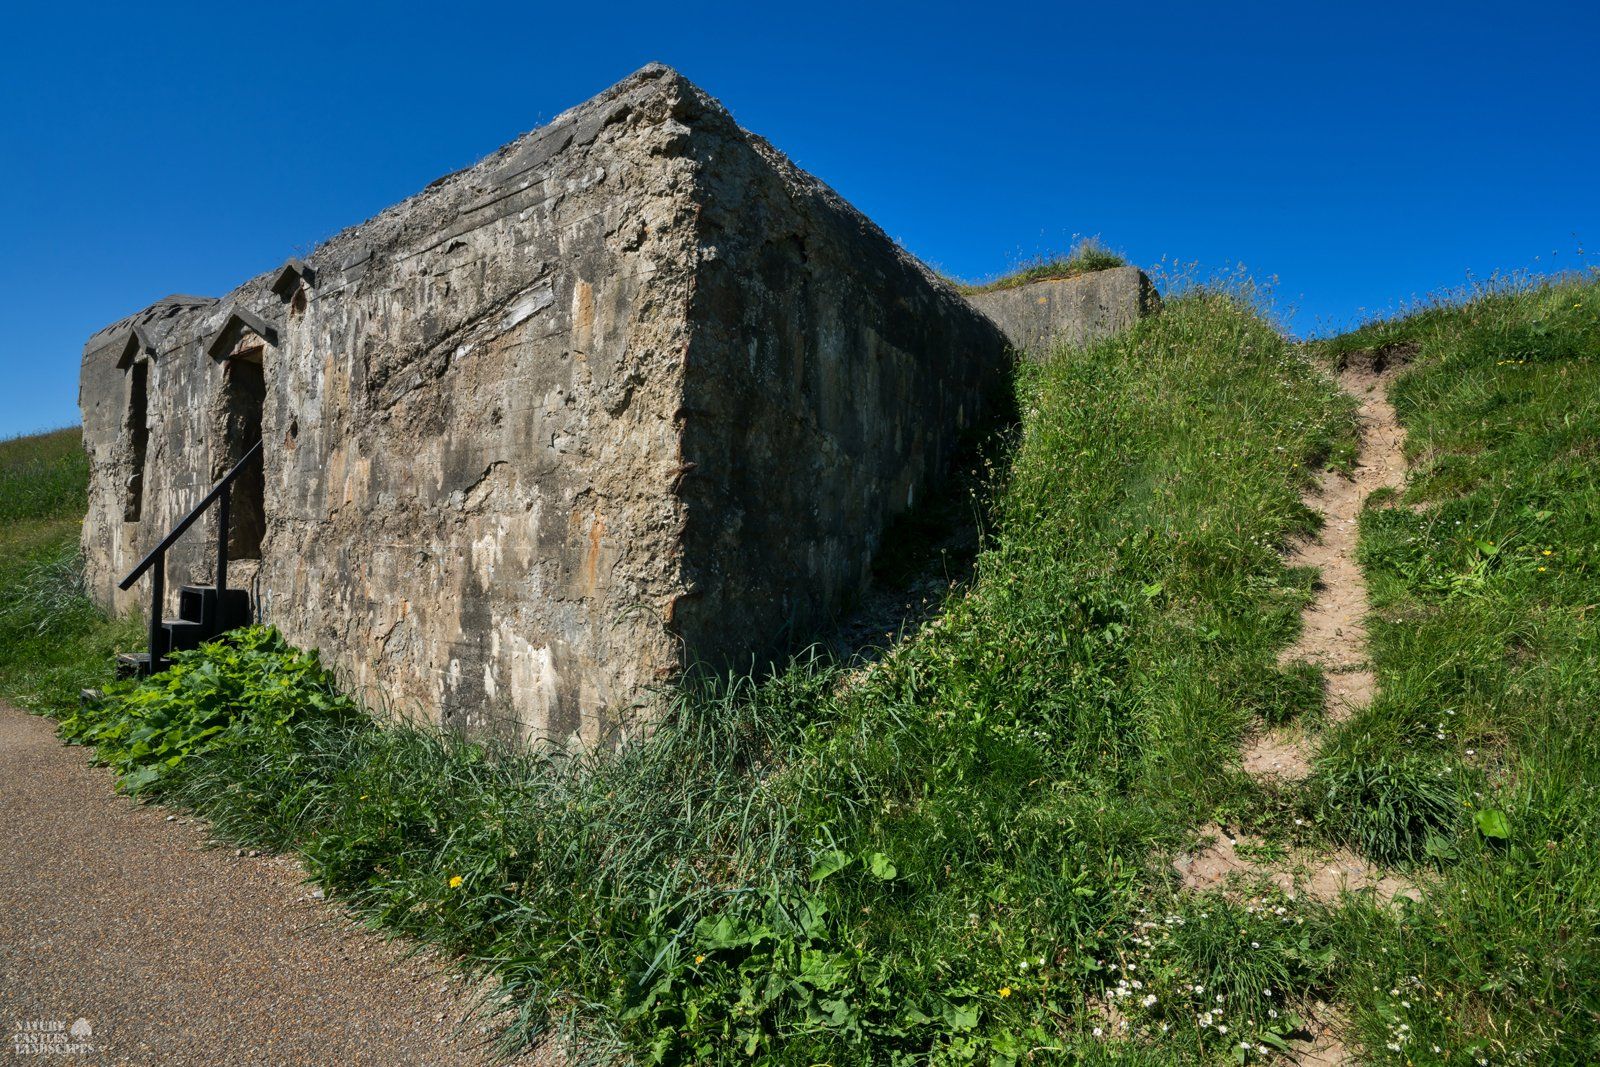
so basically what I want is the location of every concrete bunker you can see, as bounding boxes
[79,65,1020,746]
[963,266,1162,359]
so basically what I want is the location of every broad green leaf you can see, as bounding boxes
[795,894,830,937]
[799,948,848,991]
[121,764,162,794]
[810,849,853,882]
[1424,833,1460,861]
[942,1001,979,1031]
[1475,809,1511,840]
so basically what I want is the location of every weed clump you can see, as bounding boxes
[57,627,365,796]
[1309,751,1459,866]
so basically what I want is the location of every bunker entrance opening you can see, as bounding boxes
[218,348,266,561]
[123,360,149,522]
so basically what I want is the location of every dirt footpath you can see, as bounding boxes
[1242,346,1411,780]
[1175,346,1417,1066]
[0,701,515,1066]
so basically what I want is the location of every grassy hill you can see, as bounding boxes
[1313,275,1600,1063]
[0,427,136,714]
[0,426,88,525]
[6,271,1598,1064]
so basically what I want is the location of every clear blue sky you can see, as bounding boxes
[2,0,1595,437]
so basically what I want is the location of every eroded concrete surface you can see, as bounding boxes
[964,266,1160,358]
[79,65,1010,746]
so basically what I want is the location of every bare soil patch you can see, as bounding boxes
[1174,823,1418,906]
[1176,347,1419,1065]
[1240,348,1410,779]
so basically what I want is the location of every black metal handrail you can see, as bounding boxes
[118,439,262,672]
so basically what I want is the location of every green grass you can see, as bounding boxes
[0,426,88,525]
[952,237,1128,294]
[0,428,139,715]
[1310,272,1600,1064]
[40,288,1357,1063]
[16,272,1598,1064]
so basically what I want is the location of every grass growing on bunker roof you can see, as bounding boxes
[952,236,1128,294]
[43,284,1362,1063]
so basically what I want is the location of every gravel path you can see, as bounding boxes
[0,700,524,1065]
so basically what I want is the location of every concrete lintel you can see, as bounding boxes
[204,307,279,360]
[270,258,316,300]
[115,324,156,369]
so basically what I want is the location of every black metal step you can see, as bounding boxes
[163,619,211,652]
[176,585,252,629]
[116,587,252,679]
[177,586,206,623]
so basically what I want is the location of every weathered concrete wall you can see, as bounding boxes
[80,65,1010,745]
[963,266,1160,357]
[672,87,1011,671]
[81,295,224,626]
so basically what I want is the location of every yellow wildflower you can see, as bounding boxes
[999,986,1012,998]
[449,875,464,889]
[695,955,706,965]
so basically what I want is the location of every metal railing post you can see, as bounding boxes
[117,438,262,676]
[148,551,165,673]
[216,482,230,597]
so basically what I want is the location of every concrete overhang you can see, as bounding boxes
[270,258,316,301]
[204,307,279,360]
[114,325,156,369]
